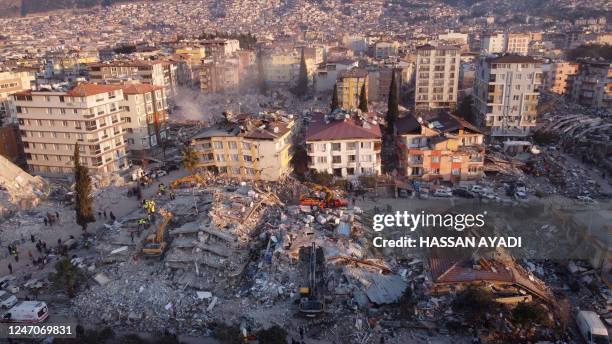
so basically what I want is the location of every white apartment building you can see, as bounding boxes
[481,33,531,56]
[306,111,381,178]
[481,33,506,54]
[12,83,129,176]
[415,44,460,110]
[120,83,168,154]
[473,55,542,137]
[0,70,36,123]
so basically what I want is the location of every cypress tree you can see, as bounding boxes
[386,70,398,135]
[382,70,399,173]
[358,82,368,113]
[293,48,308,97]
[73,143,94,232]
[330,83,339,111]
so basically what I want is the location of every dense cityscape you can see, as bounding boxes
[0,0,610,343]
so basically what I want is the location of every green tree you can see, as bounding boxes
[50,258,85,298]
[293,48,308,97]
[386,70,399,136]
[74,143,94,232]
[454,95,476,125]
[256,325,288,344]
[290,144,309,178]
[358,82,368,112]
[512,302,546,326]
[452,287,497,325]
[181,146,199,174]
[330,83,339,111]
[381,70,399,173]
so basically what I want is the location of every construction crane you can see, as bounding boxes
[298,242,325,317]
[142,209,172,257]
[299,183,348,208]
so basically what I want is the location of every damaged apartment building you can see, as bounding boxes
[189,112,298,181]
[396,111,485,182]
[306,109,382,179]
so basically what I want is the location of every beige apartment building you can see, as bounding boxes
[568,59,612,110]
[1,70,36,123]
[120,83,168,154]
[263,48,315,86]
[12,84,129,176]
[543,62,579,95]
[415,44,460,110]
[88,60,178,105]
[190,114,296,181]
[506,33,530,56]
[473,55,542,137]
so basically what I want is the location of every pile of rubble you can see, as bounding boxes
[0,155,48,218]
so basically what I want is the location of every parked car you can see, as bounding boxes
[470,185,486,194]
[0,290,17,309]
[576,310,609,344]
[162,162,180,172]
[514,191,528,200]
[433,188,453,197]
[453,188,475,198]
[154,169,168,177]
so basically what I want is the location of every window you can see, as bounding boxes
[214,141,223,149]
[430,168,440,174]
[331,143,341,151]
[216,154,226,162]
[346,142,357,150]
[231,154,239,162]
[243,155,252,162]
[332,156,341,163]
[316,156,327,164]
[348,155,356,162]
[361,155,372,162]
[242,142,251,149]
[231,167,241,175]
[361,142,372,149]
[431,156,440,163]
[228,141,237,149]
[452,168,460,175]
[317,143,327,152]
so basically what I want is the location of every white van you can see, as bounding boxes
[1,301,49,323]
[576,310,610,344]
[0,290,17,309]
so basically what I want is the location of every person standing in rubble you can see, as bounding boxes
[8,263,12,274]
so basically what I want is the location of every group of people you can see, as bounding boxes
[43,211,60,226]
[97,210,117,222]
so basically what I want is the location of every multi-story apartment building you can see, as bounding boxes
[337,68,368,110]
[568,59,611,110]
[190,113,296,181]
[120,83,168,155]
[481,33,506,54]
[415,44,460,110]
[314,60,359,93]
[263,48,315,86]
[199,57,241,94]
[88,60,178,105]
[12,83,128,176]
[543,62,579,95]
[306,111,381,178]
[481,33,531,56]
[396,111,484,182]
[506,33,530,56]
[372,41,401,59]
[201,39,240,59]
[473,55,542,137]
[0,70,36,124]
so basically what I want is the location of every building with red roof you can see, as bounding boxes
[306,109,382,178]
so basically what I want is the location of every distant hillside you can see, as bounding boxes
[0,0,134,17]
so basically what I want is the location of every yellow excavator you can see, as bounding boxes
[299,183,348,208]
[142,209,172,257]
[298,242,325,317]
[170,174,207,189]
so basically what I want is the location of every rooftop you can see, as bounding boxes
[306,111,381,142]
